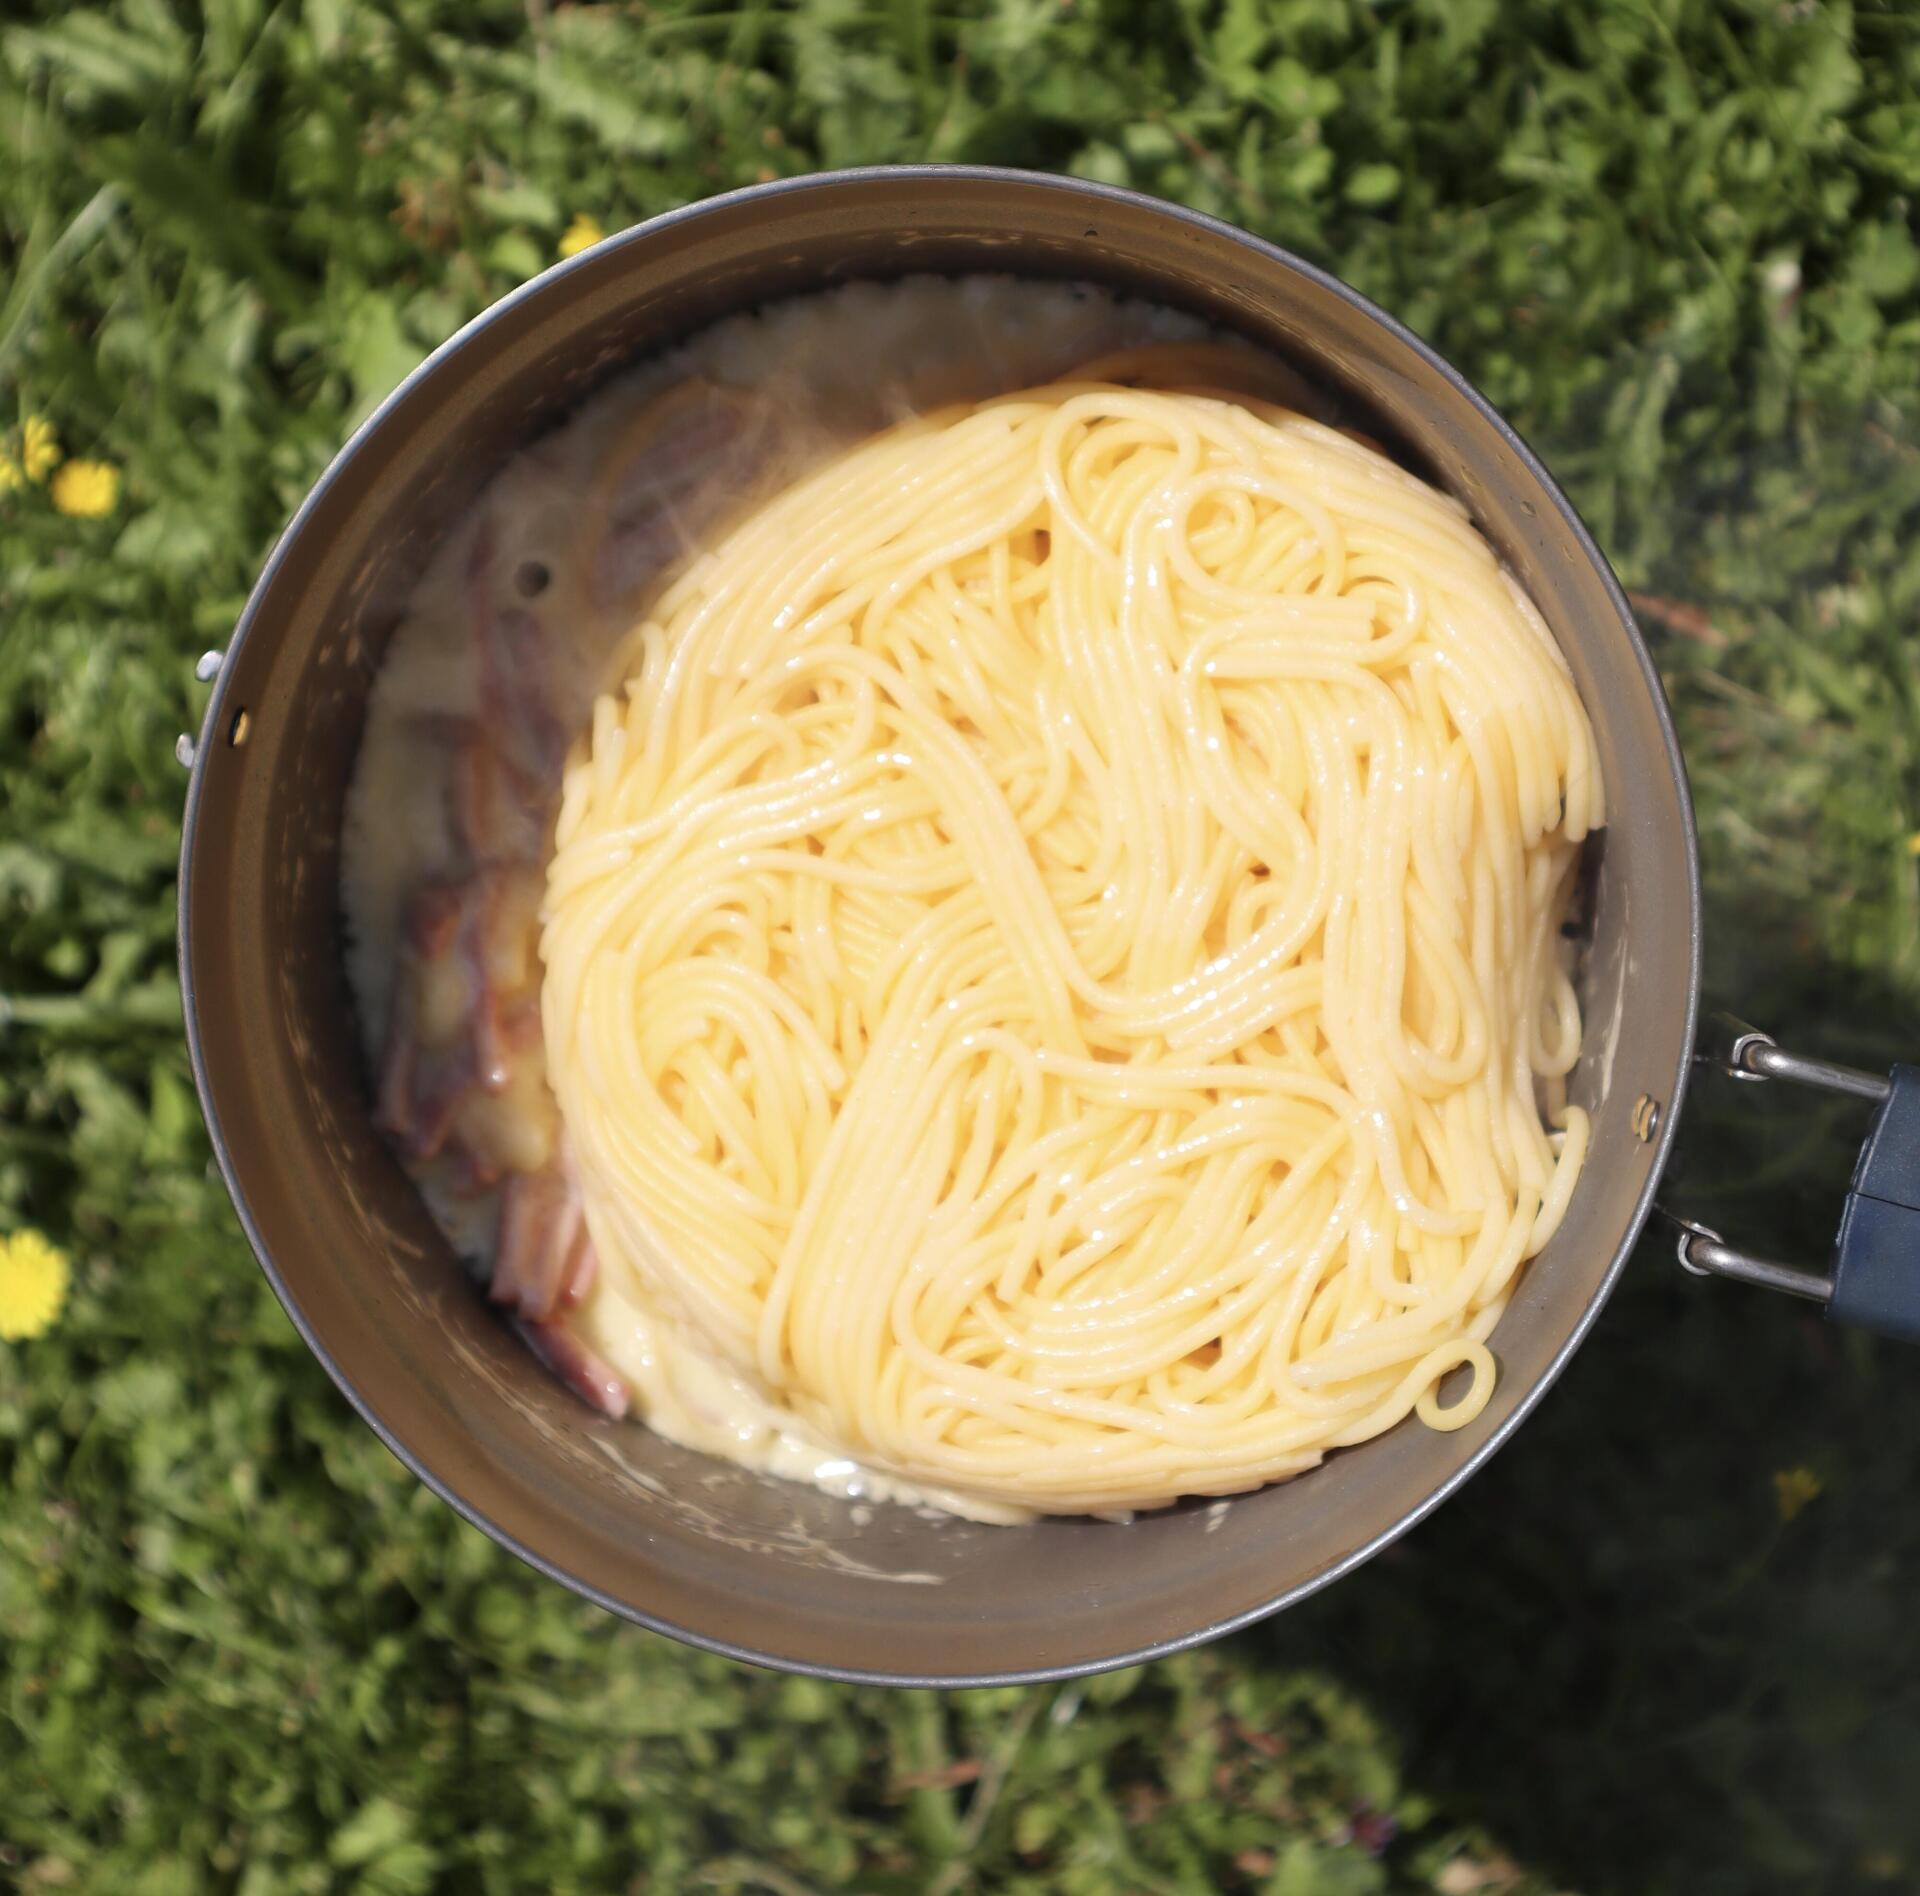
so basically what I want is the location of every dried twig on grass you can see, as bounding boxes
[1627,590,1730,649]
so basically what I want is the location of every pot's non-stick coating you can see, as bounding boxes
[180,170,1698,1684]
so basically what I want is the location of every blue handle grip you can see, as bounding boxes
[1831,1062,1920,1344]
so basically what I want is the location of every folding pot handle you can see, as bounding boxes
[1659,1016,1920,1343]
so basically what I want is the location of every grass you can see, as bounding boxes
[3,1,1920,1890]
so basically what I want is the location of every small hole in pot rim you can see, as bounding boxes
[515,560,551,599]
[228,707,251,749]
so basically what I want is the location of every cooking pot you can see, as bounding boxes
[177,167,1920,1686]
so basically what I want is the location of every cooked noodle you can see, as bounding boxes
[541,350,1601,1515]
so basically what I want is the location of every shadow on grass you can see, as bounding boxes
[1233,878,1920,1894]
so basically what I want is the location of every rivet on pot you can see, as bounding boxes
[1632,1094,1661,1143]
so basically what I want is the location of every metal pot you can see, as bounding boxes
[177,166,1917,1687]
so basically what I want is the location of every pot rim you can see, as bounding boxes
[179,164,1702,1684]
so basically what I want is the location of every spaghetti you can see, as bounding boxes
[541,352,1601,1516]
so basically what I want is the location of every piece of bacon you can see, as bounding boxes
[490,1165,579,1322]
[560,1236,598,1309]
[454,737,550,866]
[477,606,571,796]
[587,380,774,613]
[375,969,474,1165]
[407,881,468,960]
[517,1317,631,1419]
[465,527,572,800]
[379,872,542,1157]
[489,1146,605,1321]
[375,975,422,1144]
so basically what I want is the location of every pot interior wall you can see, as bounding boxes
[181,171,1697,1683]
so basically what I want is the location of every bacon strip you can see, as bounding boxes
[588,380,774,613]
[490,1165,580,1323]
[375,965,474,1164]
[380,873,540,1153]
[517,1318,631,1420]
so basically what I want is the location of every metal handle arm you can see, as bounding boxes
[1706,1017,1891,1104]
[1669,1218,1833,1304]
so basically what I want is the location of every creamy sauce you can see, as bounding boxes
[574,1262,1031,1524]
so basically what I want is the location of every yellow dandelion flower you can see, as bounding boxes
[558,212,606,259]
[20,414,60,482]
[0,456,23,496]
[1773,1465,1823,1523]
[0,1230,70,1341]
[50,458,120,519]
